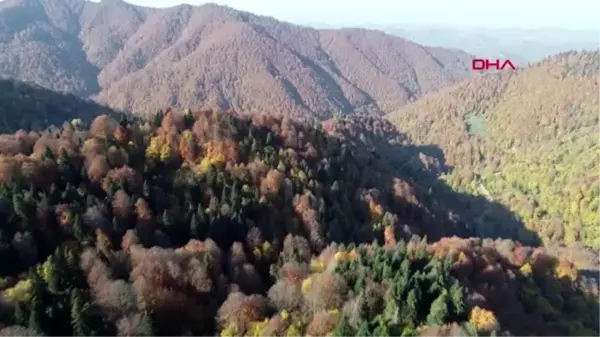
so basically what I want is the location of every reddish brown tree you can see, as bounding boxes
[90,115,118,139]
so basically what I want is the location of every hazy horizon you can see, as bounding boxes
[90,0,600,30]
[2,0,596,64]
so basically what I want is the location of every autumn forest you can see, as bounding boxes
[0,107,596,336]
[0,1,597,336]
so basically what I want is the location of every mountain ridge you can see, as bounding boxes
[0,0,477,118]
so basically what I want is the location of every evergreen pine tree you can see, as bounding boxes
[72,213,87,242]
[196,204,207,224]
[449,280,465,317]
[190,213,200,238]
[220,185,228,203]
[143,180,152,199]
[183,109,194,128]
[117,116,127,128]
[58,148,70,166]
[426,291,449,326]
[44,184,56,205]
[383,294,400,324]
[206,165,217,187]
[463,322,479,337]
[356,321,370,337]
[400,326,416,337]
[162,209,173,229]
[106,179,118,199]
[371,315,390,337]
[14,302,29,326]
[75,289,116,336]
[382,264,393,280]
[266,132,273,145]
[354,269,366,293]
[112,216,123,236]
[45,254,61,294]
[71,289,90,336]
[154,110,163,127]
[230,181,240,210]
[332,314,354,337]
[138,311,155,336]
[13,193,26,219]
[85,194,95,208]
[404,288,419,326]
[44,146,55,161]
[28,296,45,334]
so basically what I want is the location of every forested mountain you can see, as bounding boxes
[387,50,600,250]
[0,0,475,118]
[0,2,597,336]
[0,78,121,133]
[0,107,596,336]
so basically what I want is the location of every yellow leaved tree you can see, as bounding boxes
[554,258,578,282]
[145,135,164,160]
[469,306,499,333]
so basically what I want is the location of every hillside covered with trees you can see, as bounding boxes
[387,50,600,250]
[0,0,475,118]
[0,107,597,336]
[0,79,121,134]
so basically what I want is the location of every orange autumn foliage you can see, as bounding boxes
[384,225,396,246]
[90,115,118,139]
[135,198,153,222]
[0,156,20,184]
[367,196,384,223]
[178,130,197,162]
[87,155,110,183]
[105,165,142,192]
[82,138,106,159]
[260,169,284,195]
[121,230,140,253]
[55,204,72,228]
[204,139,239,164]
[114,125,130,144]
[161,110,184,133]
[554,258,578,282]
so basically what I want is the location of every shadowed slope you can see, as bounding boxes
[0,78,121,133]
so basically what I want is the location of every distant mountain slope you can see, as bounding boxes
[0,0,476,118]
[0,0,101,96]
[387,50,600,249]
[0,78,121,133]
[374,25,599,65]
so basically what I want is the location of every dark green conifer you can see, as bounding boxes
[426,291,449,326]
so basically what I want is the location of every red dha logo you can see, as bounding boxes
[472,59,517,71]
